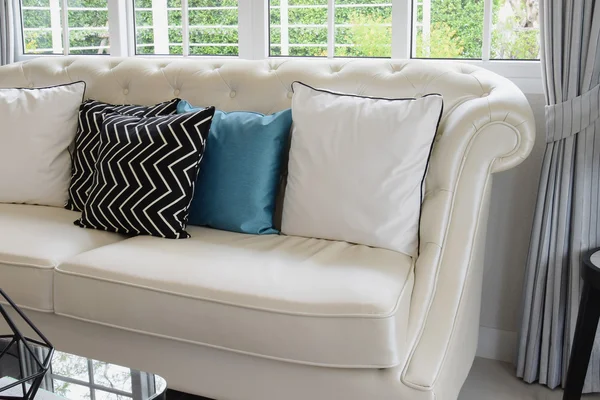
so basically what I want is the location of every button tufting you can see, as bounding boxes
[174,89,180,96]
[123,88,129,95]
[230,91,236,98]
[28,83,34,88]
[414,92,423,98]
[287,91,293,99]
[481,92,490,97]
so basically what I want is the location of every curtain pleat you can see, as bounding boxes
[517,0,600,392]
[546,84,600,141]
[0,0,15,66]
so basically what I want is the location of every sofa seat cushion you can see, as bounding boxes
[0,204,125,312]
[54,226,414,368]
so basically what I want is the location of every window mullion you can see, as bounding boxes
[152,0,169,54]
[280,0,288,56]
[48,0,62,54]
[59,0,68,55]
[238,0,266,60]
[255,0,268,59]
[391,0,411,58]
[181,0,190,57]
[237,0,251,59]
[107,0,129,56]
[182,0,189,56]
[482,0,492,60]
[126,0,135,55]
[327,0,334,58]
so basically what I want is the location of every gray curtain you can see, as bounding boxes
[517,0,600,392]
[0,0,14,65]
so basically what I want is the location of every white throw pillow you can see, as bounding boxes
[282,82,443,257]
[0,82,85,207]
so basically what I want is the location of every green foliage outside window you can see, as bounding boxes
[22,0,109,54]
[21,0,539,59]
[135,0,239,55]
[490,0,540,59]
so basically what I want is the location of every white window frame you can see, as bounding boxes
[130,0,242,57]
[16,0,112,56]
[12,0,543,94]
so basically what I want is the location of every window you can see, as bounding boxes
[15,0,540,61]
[490,0,540,60]
[269,0,392,58]
[21,0,110,55]
[268,0,392,58]
[133,0,239,56]
[269,0,328,57]
[44,351,166,400]
[412,0,540,60]
[334,1,392,58]
[267,0,538,60]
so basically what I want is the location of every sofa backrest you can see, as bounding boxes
[0,56,535,391]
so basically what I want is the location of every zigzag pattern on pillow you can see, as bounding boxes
[66,98,181,212]
[75,107,215,239]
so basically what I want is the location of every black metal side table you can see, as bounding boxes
[564,248,600,400]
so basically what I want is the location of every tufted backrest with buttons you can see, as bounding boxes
[0,56,535,392]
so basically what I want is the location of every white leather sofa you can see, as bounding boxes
[0,57,535,400]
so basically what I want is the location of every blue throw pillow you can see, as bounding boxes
[178,100,292,234]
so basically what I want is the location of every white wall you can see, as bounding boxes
[477,93,547,363]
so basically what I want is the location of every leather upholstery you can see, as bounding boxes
[0,204,124,311]
[54,226,414,368]
[0,57,534,175]
[0,56,536,399]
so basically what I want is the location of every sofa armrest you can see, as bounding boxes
[401,69,536,391]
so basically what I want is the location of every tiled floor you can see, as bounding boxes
[166,357,600,400]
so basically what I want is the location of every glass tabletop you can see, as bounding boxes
[0,337,166,400]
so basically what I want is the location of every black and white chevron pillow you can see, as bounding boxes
[66,98,180,212]
[75,107,216,239]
